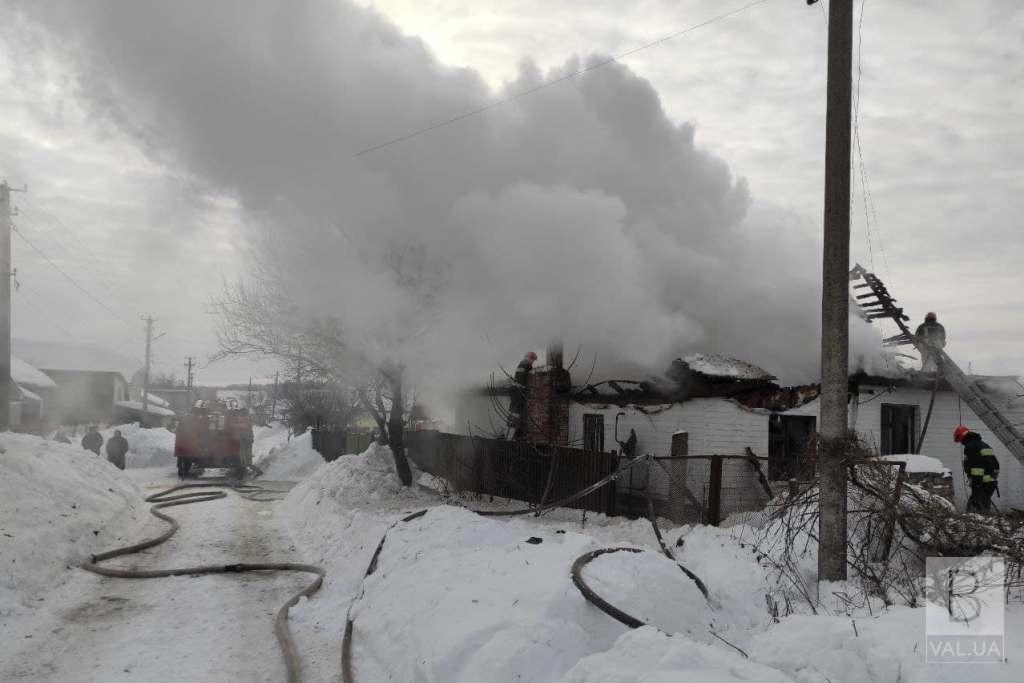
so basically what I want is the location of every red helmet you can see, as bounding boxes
[925,312,937,321]
[953,425,970,443]
[525,351,538,362]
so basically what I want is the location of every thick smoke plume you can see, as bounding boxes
[11,0,881,388]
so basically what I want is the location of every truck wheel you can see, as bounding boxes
[177,459,191,478]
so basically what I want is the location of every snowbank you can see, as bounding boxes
[101,423,177,468]
[254,429,323,480]
[881,453,952,476]
[561,627,792,682]
[0,433,144,615]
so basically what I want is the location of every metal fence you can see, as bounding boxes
[404,430,618,514]
[310,429,376,462]
[643,451,774,526]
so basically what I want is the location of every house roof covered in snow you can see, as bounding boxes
[13,339,135,377]
[678,353,776,382]
[114,400,176,417]
[11,356,57,389]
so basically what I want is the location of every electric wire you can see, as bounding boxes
[11,221,136,327]
[355,0,775,157]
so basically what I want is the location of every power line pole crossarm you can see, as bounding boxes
[817,0,855,584]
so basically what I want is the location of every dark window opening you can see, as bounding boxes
[583,414,604,452]
[769,414,816,480]
[881,404,918,455]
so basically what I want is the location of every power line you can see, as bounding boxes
[15,207,122,297]
[355,0,776,157]
[11,221,136,327]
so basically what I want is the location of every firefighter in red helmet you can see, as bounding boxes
[915,312,946,371]
[954,425,999,513]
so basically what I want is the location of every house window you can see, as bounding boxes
[583,414,604,452]
[880,404,918,455]
[768,414,816,480]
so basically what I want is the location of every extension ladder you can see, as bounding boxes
[850,265,1024,466]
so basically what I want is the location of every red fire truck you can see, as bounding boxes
[174,399,255,477]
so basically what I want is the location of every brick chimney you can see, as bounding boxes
[524,364,571,445]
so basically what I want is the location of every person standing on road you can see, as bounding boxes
[106,429,129,470]
[81,426,103,455]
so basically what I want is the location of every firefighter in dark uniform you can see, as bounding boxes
[915,312,946,372]
[954,425,999,513]
[508,351,537,439]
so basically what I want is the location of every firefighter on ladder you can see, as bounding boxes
[954,425,999,513]
[507,351,537,440]
[915,312,946,372]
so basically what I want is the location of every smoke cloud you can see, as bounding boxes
[10,0,882,389]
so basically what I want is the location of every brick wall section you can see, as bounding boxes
[525,368,571,445]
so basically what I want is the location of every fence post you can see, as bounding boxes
[707,455,723,526]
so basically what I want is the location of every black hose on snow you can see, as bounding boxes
[81,483,325,683]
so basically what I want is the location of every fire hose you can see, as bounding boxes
[341,455,720,682]
[81,483,325,683]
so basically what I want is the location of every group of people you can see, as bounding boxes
[77,426,130,470]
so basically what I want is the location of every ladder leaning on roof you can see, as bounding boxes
[850,264,1024,467]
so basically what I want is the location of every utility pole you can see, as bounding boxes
[0,182,11,431]
[139,316,164,427]
[270,371,279,423]
[184,355,195,408]
[816,0,854,583]
[141,316,154,427]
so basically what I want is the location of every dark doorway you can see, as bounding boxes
[769,414,817,480]
[583,414,604,452]
[881,404,918,455]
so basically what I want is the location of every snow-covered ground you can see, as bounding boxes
[3,429,1021,681]
[0,434,144,617]
[253,425,323,480]
[282,446,1022,682]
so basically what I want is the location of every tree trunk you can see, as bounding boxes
[386,367,413,486]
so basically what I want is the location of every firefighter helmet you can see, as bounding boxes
[953,425,970,443]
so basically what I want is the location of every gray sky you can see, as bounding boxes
[1,0,1021,385]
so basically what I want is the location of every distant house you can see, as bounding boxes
[10,356,58,430]
[12,339,135,426]
[456,352,1024,512]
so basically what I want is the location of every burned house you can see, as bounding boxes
[455,352,1024,513]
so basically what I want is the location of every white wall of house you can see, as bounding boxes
[568,385,1024,510]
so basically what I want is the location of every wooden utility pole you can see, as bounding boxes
[817,0,854,583]
[140,316,163,427]
[270,371,279,423]
[0,182,11,430]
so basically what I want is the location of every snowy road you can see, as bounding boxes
[0,472,313,682]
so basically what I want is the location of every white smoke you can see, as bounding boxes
[10,0,884,389]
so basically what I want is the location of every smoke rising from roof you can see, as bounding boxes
[12,0,882,388]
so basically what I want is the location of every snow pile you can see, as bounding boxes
[683,353,776,381]
[101,423,177,468]
[254,430,322,480]
[349,506,714,681]
[0,433,144,615]
[881,453,952,476]
[561,627,792,682]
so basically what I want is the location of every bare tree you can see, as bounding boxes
[211,274,416,485]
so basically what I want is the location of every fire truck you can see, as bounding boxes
[174,399,255,477]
